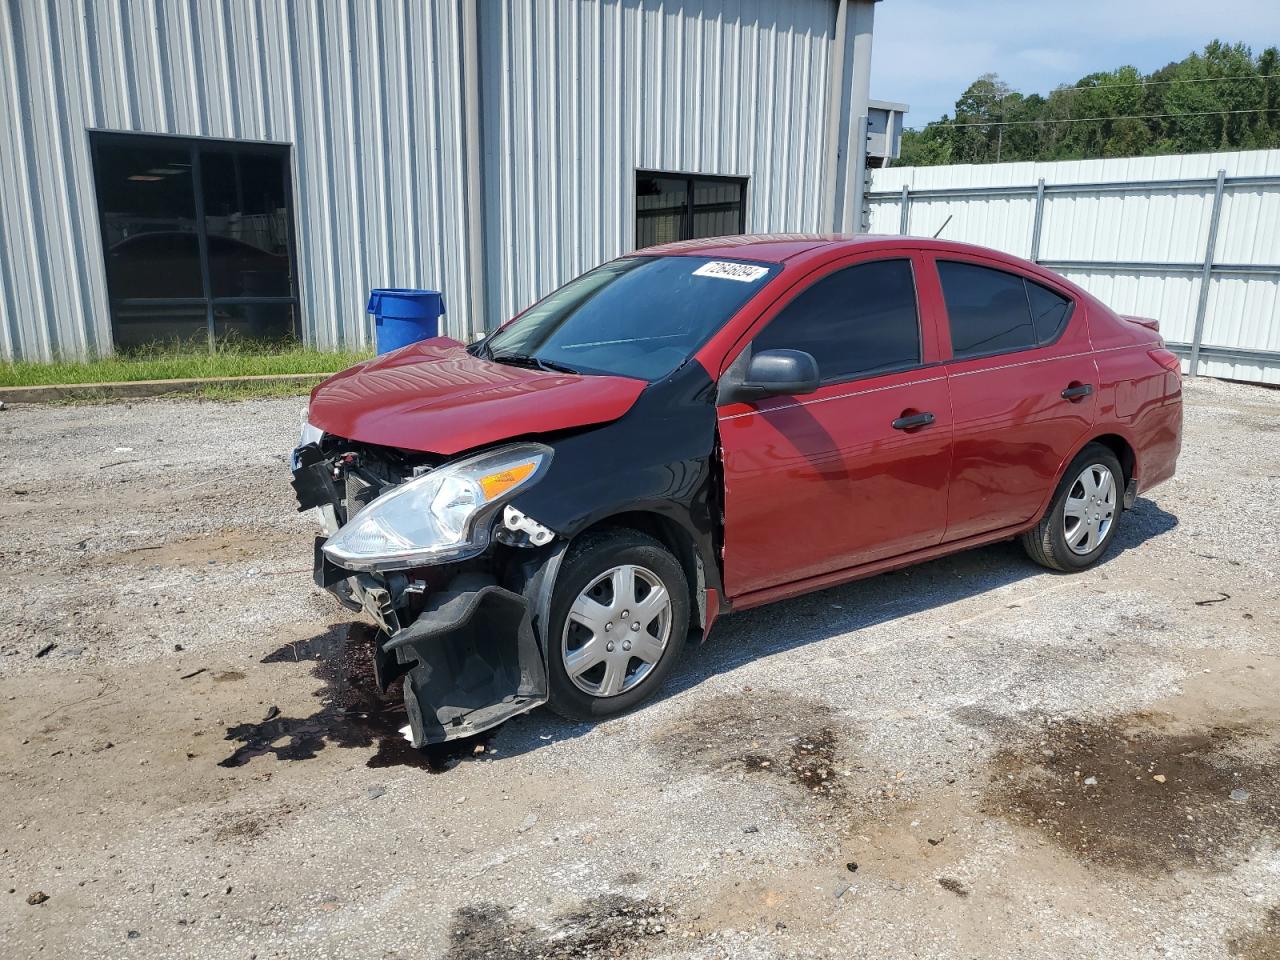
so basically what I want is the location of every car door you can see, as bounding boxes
[928,255,1098,542]
[717,253,953,599]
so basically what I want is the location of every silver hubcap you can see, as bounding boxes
[1063,462,1117,555]
[561,563,672,698]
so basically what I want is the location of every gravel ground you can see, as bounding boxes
[0,378,1277,960]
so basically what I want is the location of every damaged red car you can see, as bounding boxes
[291,235,1182,747]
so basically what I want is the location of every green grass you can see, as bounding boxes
[0,340,372,388]
[40,378,330,405]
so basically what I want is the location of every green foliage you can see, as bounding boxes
[900,40,1280,165]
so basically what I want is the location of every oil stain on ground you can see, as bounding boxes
[653,690,855,810]
[1228,905,1280,959]
[219,622,490,771]
[986,712,1279,875]
[446,896,670,960]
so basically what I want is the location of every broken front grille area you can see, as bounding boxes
[291,436,442,527]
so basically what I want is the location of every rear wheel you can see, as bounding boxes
[1021,443,1124,572]
[546,529,690,721]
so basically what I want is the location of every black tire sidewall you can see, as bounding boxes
[1045,445,1124,570]
[546,531,690,720]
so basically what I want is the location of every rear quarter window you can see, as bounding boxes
[1025,278,1073,343]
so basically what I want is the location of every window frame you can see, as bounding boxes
[634,169,749,248]
[89,129,300,350]
[746,255,927,388]
[933,256,1077,364]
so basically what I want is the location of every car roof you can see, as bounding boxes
[635,233,1044,272]
[636,233,851,261]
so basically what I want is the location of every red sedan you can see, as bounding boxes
[295,235,1183,746]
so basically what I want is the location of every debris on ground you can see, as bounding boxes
[1194,592,1231,606]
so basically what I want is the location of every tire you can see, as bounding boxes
[1021,443,1125,572]
[546,528,690,722]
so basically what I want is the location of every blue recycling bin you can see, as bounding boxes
[367,288,445,355]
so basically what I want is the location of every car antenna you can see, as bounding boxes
[932,215,952,239]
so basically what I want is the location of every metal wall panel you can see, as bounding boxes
[870,150,1280,384]
[0,0,477,359]
[478,0,842,325]
[2,0,861,360]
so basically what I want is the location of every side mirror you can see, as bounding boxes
[718,348,821,405]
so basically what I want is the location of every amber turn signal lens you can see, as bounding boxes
[478,461,538,501]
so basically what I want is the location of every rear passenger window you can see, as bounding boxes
[938,261,1073,359]
[753,259,920,382]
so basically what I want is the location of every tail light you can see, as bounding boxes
[1148,348,1182,373]
[1149,348,1183,396]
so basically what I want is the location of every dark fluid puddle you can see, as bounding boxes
[219,623,493,771]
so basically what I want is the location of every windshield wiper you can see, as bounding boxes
[489,352,581,375]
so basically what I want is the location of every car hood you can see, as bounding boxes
[307,337,648,455]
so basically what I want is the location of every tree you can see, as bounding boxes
[899,41,1280,165]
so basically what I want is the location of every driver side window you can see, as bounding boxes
[752,258,921,383]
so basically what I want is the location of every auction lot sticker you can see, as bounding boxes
[693,260,770,283]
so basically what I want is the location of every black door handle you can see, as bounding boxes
[892,411,935,430]
[1061,383,1094,401]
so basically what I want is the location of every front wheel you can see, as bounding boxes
[1021,443,1124,572]
[546,529,690,721]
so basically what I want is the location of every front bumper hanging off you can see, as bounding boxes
[382,574,548,746]
[315,548,557,746]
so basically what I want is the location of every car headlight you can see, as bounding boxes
[321,443,552,571]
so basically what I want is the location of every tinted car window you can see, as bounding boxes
[938,261,1038,358]
[1026,279,1073,343]
[480,256,778,381]
[753,259,921,382]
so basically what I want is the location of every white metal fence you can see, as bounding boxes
[869,150,1280,385]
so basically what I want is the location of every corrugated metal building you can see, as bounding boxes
[0,0,881,361]
[869,150,1280,384]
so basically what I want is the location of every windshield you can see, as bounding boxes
[476,255,778,381]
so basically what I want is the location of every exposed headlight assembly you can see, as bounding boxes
[321,443,553,572]
[293,406,324,470]
[298,408,324,448]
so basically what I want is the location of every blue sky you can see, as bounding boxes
[870,0,1280,128]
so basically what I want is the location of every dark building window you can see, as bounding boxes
[90,132,298,350]
[636,171,747,248]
